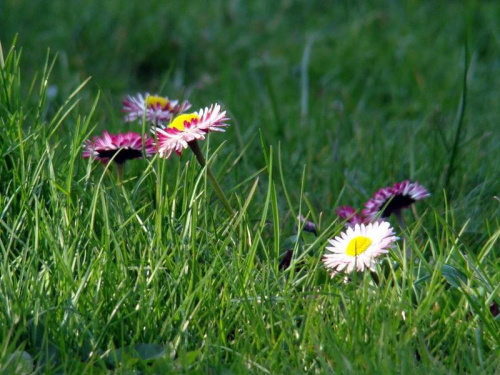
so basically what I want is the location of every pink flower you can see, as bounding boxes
[362,180,430,220]
[155,103,229,158]
[123,93,191,123]
[335,206,368,227]
[83,131,156,164]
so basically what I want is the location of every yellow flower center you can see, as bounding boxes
[346,236,372,256]
[168,113,199,131]
[146,95,169,108]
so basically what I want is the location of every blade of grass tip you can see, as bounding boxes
[45,76,92,139]
[260,144,273,228]
[262,62,283,138]
[259,129,270,170]
[27,70,39,102]
[229,166,266,194]
[88,161,114,233]
[261,140,280,259]
[278,142,296,220]
[119,185,151,240]
[16,111,26,185]
[131,155,157,199]
[284,165,308,281]
[270,175,280,263]
[67,76,92,102]
[295,165,307,237]
[46,98,81,140]
[303,194,319,232]
[228,107,247,169]
[444,27,469,190]
[223,132,258,177]
[205,138,233,181]
[35,50,57,124]
[287,166,312,286]
[0,40,4,67]
[157,63,176,93]
[225,177,259,235]
[188,140,234,216]
[474,325,485,370]
[0,39,20,114]
[66,94,100,195]
[299,218,338,266]
[181,161,206,239]
[154,155,167,245]
[300,34,316,126]
[477,227,500,264]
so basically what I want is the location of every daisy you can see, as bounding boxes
[122,93,191,123]
[335,205,368,227]
[155,103,229,158]
[362,180,430,221]
[154,103,233,215]
[82,130,156,164]
[323,221,398,276]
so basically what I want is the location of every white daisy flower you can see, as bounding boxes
[323,221,398,276]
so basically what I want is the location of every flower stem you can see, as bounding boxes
[188,140,234,216]
[395,209,405,229]
[395,210,412,258]
[115,163,124,183]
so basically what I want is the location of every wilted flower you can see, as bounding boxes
[297,215,318,235]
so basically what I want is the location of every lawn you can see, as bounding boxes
[1,1,499,373]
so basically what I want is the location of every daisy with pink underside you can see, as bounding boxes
[335,205,368,227]
[82,131,156,164]
[323,221,398,276]
[362,180,430,221]
[155,103,229,158]
[122,93,191,123]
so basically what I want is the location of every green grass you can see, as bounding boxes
[1,1,500,373]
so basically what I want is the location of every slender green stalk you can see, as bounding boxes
[115,163,124,183]
[395,209,412,258]
[188,140,234,216]
[395,209,406,230]
[444,36,468,190]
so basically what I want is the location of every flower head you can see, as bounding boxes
[83,131,156,164]
[362,180,430,221]
[335,206,368,227]
[297,215,317,235]
[155,103,229,158]
[123,93,191,123]
[323,221,398,276]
